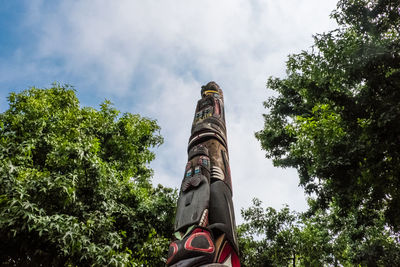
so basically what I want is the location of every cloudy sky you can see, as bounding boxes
[0,0,338,223]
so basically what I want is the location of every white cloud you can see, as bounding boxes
[21,0,338,222]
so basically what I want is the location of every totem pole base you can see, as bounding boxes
[169,262,230,267]
[200,264,231,267]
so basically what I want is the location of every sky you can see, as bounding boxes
[0,0,338,223]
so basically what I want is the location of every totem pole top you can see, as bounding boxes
[201,81,224,100]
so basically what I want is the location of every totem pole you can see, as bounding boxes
[166,82,240,267]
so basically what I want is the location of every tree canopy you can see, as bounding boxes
[0,85,176,266]
[254,0,400,265]
[256,0,400,229]
[238,199,300,267]
[238,198,400,267]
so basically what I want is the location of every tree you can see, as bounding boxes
[238,199,335,267]
[255,0,400,264]
[238,198,400,266]
[238,199,300,267]
[0,84,176,266]
[256,0,400,232]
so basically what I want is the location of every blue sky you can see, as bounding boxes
[0,0,338,222]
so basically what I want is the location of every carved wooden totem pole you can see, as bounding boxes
[166,82,240,267]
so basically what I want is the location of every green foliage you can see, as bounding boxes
[0,84,176,266]
[238,199,400,266]
[256,0,400,231]
[255,0,400,264]
[238,199,299,267]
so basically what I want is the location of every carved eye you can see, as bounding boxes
[184,230,215,253]
[194,166,200,174]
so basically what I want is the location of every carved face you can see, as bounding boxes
[201,81,222,99]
